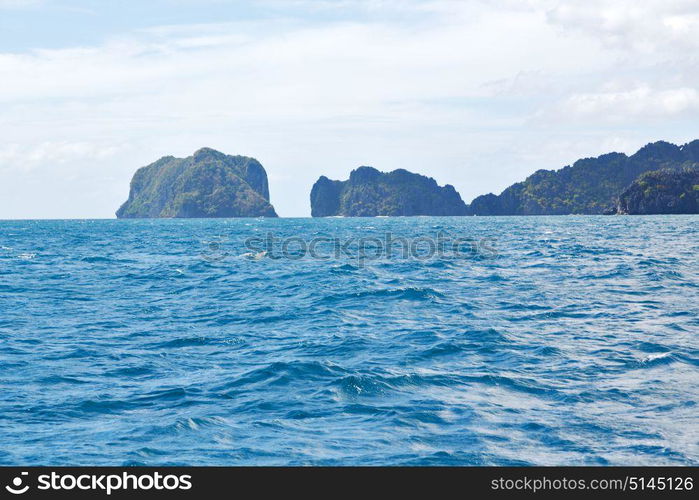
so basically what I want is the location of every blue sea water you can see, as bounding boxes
[0,216,697,466]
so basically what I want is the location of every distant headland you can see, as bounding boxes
[615,167,699,215]
[467,140,699,216]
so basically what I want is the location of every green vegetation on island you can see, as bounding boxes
[116,148,277,218]
[116,140,699,219]
[468,140,699,215]
[310,166,468,217]
[615,167,699,214]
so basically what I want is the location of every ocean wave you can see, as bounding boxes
[320,286,445,304]
[1,216,697,465]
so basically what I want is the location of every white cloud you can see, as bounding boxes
[544,0,699,53]
[549,86,699,122]
[0,141,121,170]
[1,0,699,217]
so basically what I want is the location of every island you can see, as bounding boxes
[615,167,699,214]
[467,140,699,215]
[310,166,468,217]
[116,148,277,218]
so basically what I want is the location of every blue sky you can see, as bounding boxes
[0,1,385,51]
[1,0,699,217]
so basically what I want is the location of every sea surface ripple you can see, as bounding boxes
[0,216,697,465]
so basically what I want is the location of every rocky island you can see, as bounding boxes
[467,140,699,215]
[615,168,699,214]
[310,166,468,216]
[116,148,277,218]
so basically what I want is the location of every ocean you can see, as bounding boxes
[0,216,697,465]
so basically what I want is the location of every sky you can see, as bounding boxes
[1,0,699,218]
